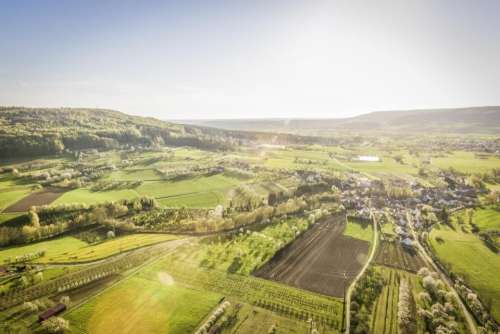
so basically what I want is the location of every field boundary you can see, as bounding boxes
[344,210,378,334]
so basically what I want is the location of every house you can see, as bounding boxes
[38,303,66,322]
[401,238,414,248]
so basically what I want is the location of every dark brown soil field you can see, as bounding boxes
[254,215,370,298]
[374,240,425,272]
[4,187,66,212]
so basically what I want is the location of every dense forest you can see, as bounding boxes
[0,107,336,158]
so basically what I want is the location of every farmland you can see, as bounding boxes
[370,266,425,334]
[374,241,426,273]
[0,234,180,264]
[429,218,500,321]
[0,106,498,334]
[66,275,222,334]
[255,215,371,297]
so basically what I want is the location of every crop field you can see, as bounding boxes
[430,151,500,173]
[345,157,418,176]
[3,187,67,212]
[53,188,139,205]
[0,236,87,264]
[143,258,344,330]
[135,174,243,199]
[255,215,371,297]
[0,234,179,264]
[216,300,335,334]
[66,275,222,334]
[0,187,33,212]
[429,221,500,321]
[157,191,225,208]
[374,241,426,273]
[370,266,426,334]
[106,168,161,181]
[43,234,180,263]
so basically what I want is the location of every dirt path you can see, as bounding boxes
[406,211,477,334]
[344,210,378,334]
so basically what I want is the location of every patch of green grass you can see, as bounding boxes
[0,234,179,264]
[345,157,418,175]
[344,218,373,243]
[0,212,24,224]
[0,237,87,264]
[158,191,224,208]
[0,188,32,212]
[53,188,139,205]
[431,151,500,173]
[106,168,161,181]
[136,174,242,199]
[42,234,180,263]
[429,222,500,322]
[66,275,221,334]
[472,206,500,231]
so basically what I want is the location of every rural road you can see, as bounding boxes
[406,211,477,334]
[344,211,378,334]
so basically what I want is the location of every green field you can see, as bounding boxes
[345,157,418,175]
[0,212,24,224]
[157,191,225,208]
[431,151,500,173]
[66,275,222,334]
[0,188,32,211]
[135,174,243,199]
[0,234,179,264]
[0,237,86,264]
[54,188,139,205]
[262,148,349,172]
[344,218,374,242]
[429,221,500,321]
[470,206,500,231]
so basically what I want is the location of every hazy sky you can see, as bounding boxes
[1,0,500,119]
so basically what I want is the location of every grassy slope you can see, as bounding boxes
[0,234,178,264]
[66,275,221,334]
[0,237,86,264]
[53,188,139,205]
[473,206,500,231]
[429,221,500,321]
[344,218,374,242]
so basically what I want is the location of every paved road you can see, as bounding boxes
[344,211,378,334]
[406,211,477,334]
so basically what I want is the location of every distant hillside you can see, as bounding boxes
[0,107,334,158]
[181,106,500,134]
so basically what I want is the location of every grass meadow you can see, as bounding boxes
[344,218,374,243]
[429,220,500,321]
[0,234,179,264]
[66,275,222,334]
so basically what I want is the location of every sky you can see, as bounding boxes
[1,0,500,120]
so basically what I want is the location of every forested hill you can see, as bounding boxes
[182,106,500,135]
[0,107,334,158]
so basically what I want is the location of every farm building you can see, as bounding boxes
[38,303,66,322]
[401,238,414,248]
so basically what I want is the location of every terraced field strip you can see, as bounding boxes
[371,270,399,334]
[345,211,378,334]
